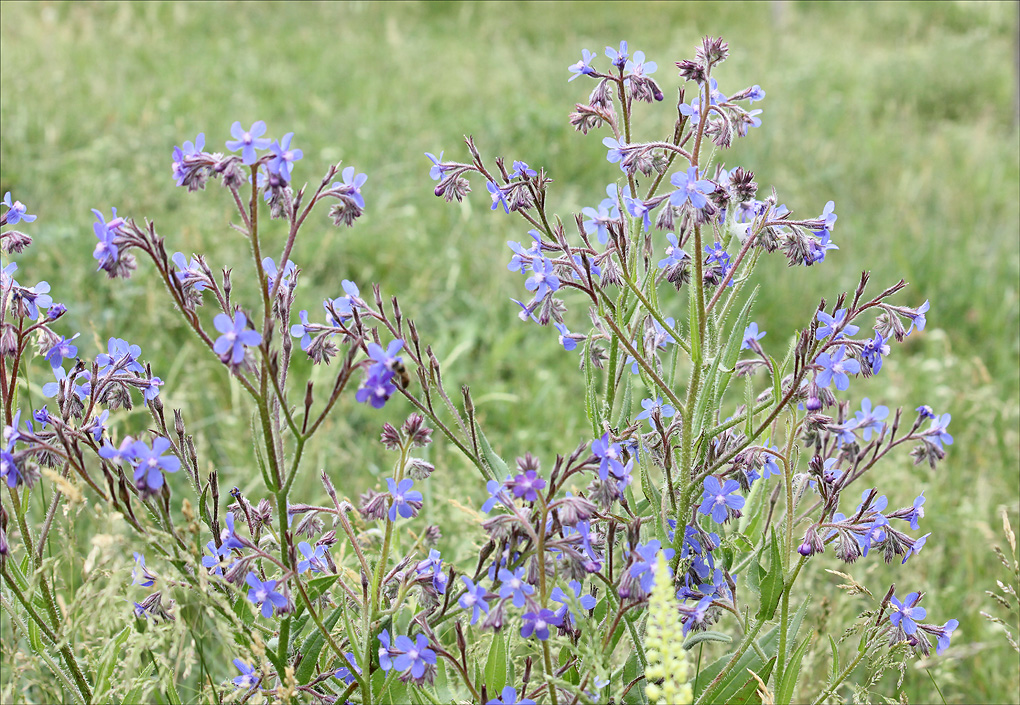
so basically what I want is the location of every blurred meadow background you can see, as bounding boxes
[1,1,1018,702]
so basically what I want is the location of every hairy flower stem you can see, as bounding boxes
[598,305,686,416]
[0,562,93,702]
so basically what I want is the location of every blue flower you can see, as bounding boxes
[202,539,232,575]
[481,476,513,513]
[268,132,303,180]
[425,151,446,181]
[624,196,653,232]
[296,541,328,574]
[599,183,622,217]
[889,592,926,635]
[170,133,206,186]
[859,515,888,557]
[512,160,537,179]
[171,252,210,292]
[129,437,181,494]
[12,280,52,319]
[550,580,597,629]
[591,433,625,481]
[392,633,436,681]
[84,410,109,443]
[568,49,596,81]
[131,552,156,587]
[705,241,730,269]
[605,40,628,69]
[741,323,766,350]
[3,192,36,224]
[853,398,889,441]
[367,339,404,381]
[245,572,288,618]
[815,308,859,340]
[333,652,362,685]
[806,230,838,265]
[628,540,675,594]
[669,167,714,210]
[386,478,423,521]
[861,330,890,373]
[930,619,959,655]
[761,447,782,479]
[554,323,579,352]
[262,257,297,294]
[415,549,448,594]
[486,686,536,705]
[324,279,362,325]
[231,658,260,690]
[657,232,688,269]
[45,334,80,369]
[907,300,930,335]
[96,337,145,375]
[635,396,676,425]
[333,166,367,209]
[219,512,245,550]
[524,257,560,301]
[487,181,510,213]
[290,310,314,350]
[498,567,534,608]
[378,630,394,670]
[924,413,953,450]
[507,232,541,274]
[356,368,397,408]
[213,312,262,366]
[226,121,271,165]
[901,531,930,564]
[815,345,861,391]
[458,576,490,625]
[91,207,125,271]
[699,476,745,524]
[520,608,562,640]
[905,491,926,531]
[510,469,546,502]
[624,50,657,77]
[602,137,625,166]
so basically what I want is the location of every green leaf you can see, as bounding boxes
[744,373,755,438]
[695,599,809,704]
[621,650,646,704]
[92,626,131,703]
[639,451,663,539]
[475,423,506,482]
[775,635,812,705]
[585,336,602,437]
[615,371,633,430]
[715,286,759,405]
[484,630,508,696]
[163,669,183,705]
[731,656,776,705]
[288,614,310,649]
[827,634,840,684]
[232,595,255,627]
[769,355,783,407]
[683,630,733,649]
[121,660,155,705]
[756,529,784,622]
[198,480,212,530]
[295,604,345,684]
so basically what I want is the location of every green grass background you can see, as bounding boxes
[1,1,1018,703]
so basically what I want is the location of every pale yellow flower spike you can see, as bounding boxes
[644,552,693,705]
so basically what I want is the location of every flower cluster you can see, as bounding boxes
[0,33,963,705]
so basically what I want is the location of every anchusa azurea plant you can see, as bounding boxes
[1,36,957,704]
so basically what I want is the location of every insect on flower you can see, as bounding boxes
[388,356,411,390]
